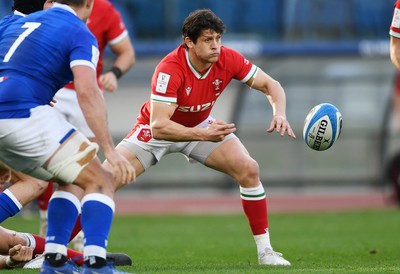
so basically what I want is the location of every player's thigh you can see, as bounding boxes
[204,138,256,176]
[114,144,145,176]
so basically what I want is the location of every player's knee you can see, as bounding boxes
[234,158,260,183]
[78,163,115,194]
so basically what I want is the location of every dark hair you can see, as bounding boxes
[12,0,46,14]
[181,9,226,46]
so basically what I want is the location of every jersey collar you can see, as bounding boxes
[52,2,77,16]
[185,49,212,80]
[13,10,26,17]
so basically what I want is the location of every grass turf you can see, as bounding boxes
[2,208,399,273]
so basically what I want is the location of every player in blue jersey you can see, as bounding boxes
[0,1,135,273]
[0,0,56,231]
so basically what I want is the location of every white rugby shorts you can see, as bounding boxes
[119,116,237,169]
[53,87,95,138]
[0,105,77,178]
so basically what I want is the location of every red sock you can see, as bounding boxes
[241,197,269,235]
[32,234,45,256]
[31,215,81,249]
[69,214,82,241]
[31,234,84,265]
[67,248,84,265]
[37,183,54,211]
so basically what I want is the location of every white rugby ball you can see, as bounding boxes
[303,103,342,151]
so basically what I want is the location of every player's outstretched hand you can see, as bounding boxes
[207,120,236,142]
[266,114,296,138]
[105,150,136,185]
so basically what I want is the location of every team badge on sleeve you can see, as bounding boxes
[393,8,400,28]
[156,72,170,94]
[91,45,100,67]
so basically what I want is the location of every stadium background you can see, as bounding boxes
[1,0,399,207]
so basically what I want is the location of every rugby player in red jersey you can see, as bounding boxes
[105,9,295,266]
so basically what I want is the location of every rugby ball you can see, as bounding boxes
[303,103,342,151]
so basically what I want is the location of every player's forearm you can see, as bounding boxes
[77,90,115,154]
[111,38,135,74]
[113,52,135,75]
[151,119,205,141]
[265,83,287,118]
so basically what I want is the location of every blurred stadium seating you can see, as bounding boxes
[101,0,398,195]
[110,0,393,43]
[1,0,397,196]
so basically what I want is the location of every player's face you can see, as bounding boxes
[191,29,221,64]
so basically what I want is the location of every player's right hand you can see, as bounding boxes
[206,120,236,142]
[9,244,33,265]
[105,150,136,185]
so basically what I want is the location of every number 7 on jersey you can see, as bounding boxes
[3,22,41,63]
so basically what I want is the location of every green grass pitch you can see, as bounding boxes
[2,209,399,273]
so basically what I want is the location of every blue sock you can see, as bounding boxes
[81,193,114,257]
[47,191,80,246]
[0,189,22,223]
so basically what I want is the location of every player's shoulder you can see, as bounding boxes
[154,46,186,76]
[159,46,185,66]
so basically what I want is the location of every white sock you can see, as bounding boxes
[254,229,273,254]
[39,209,48,221]
[22,233,36,249]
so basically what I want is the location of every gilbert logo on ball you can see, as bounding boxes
[303,103,342,151]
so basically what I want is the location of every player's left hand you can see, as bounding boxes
[99,72,118,93]
[266,114,296,138]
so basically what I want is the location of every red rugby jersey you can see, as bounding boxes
[390,0,400,38]
[135,45,258,128]
[65,0,128,89]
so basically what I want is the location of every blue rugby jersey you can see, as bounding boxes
[0,4,99,118]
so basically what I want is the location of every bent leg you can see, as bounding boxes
[42,130,118,268]
[204,138,289,265]
[204,138,260,187]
